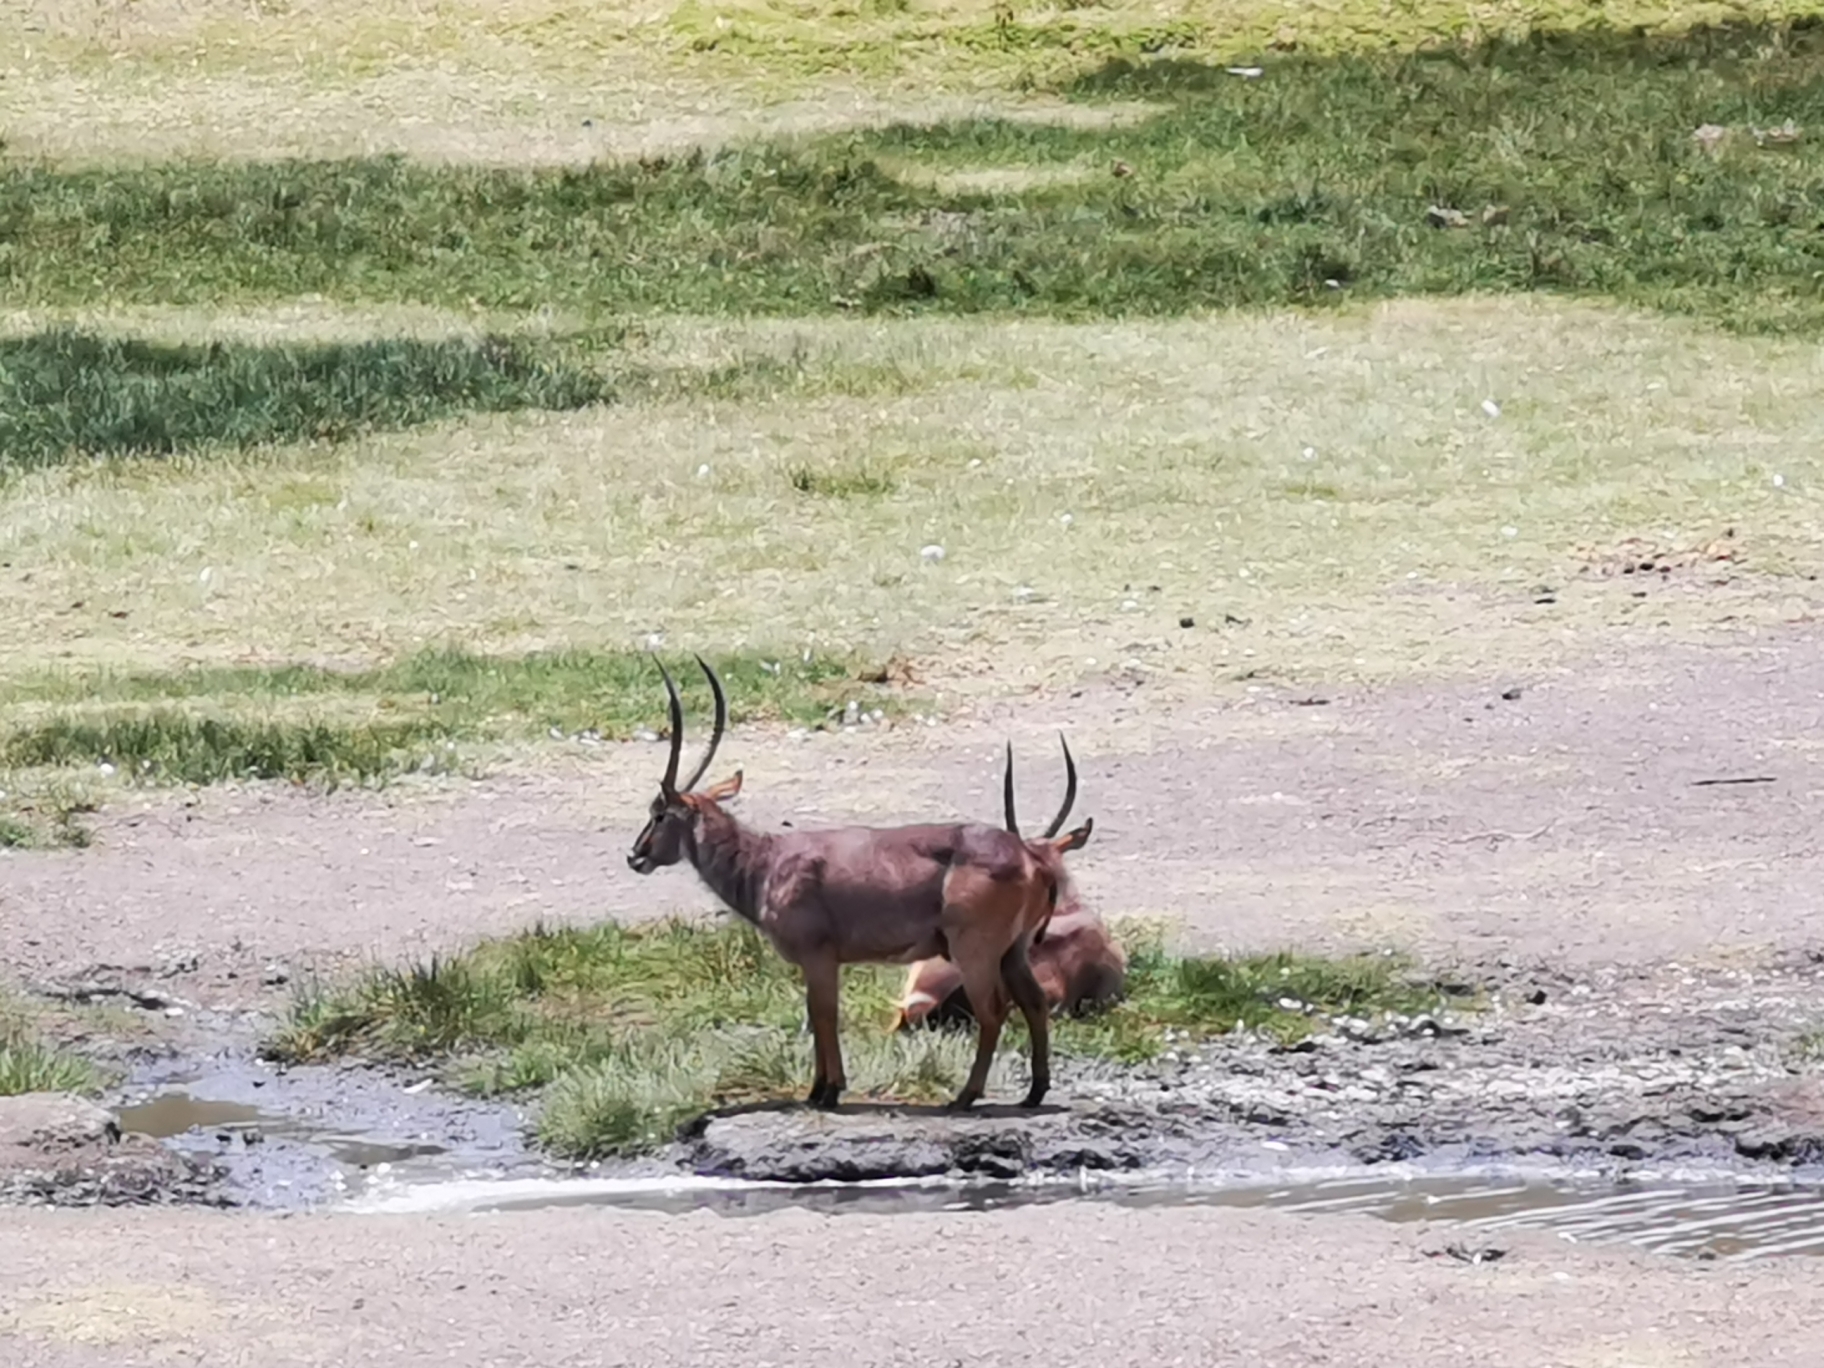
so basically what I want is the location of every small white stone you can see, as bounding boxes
[696,464,710,478]
[920,544,946,562]
[1501,526,1518,538]
[1481,398,1501,418]
[97,762,116,777]
[1059,513,1074,528]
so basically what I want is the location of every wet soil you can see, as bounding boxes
[0,1093,226,1210]
[10,944,1812,1235]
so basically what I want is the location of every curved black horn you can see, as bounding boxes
[1041,732,1078,839]
[1002,742,1020,836]
[678,654,728,793]
[655,655,686,797]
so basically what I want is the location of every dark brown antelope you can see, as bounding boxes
[624,655,1093,1111]
[894,738,1126,1032]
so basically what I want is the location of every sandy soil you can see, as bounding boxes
[1,1201,1818,1367]
[5,628,1822,1004]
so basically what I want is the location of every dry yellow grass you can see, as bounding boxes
[0,0,1150,165]
[6,0,1815,164]
[3,296,1819,699]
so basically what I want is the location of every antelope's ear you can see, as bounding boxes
[1052,816,1094,854]
[701,770,744,803]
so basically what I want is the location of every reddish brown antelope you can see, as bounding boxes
[624,655,1092,1111]
[893,738,1126,1032]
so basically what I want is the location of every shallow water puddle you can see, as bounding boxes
[117,1093,271,1138]
[119,1090,1824,1262]
[117,1088,459,1196]
[353,1169,1824,1262]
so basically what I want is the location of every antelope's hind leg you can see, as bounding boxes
[947,951,1010,1111]
[941,868,1022,1110]
[1001,938,1051,1109]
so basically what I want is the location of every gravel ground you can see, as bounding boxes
[2,1201,1820,1367]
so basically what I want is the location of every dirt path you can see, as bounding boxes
[4,630,1822,1003]
[1,1202,1815,1367]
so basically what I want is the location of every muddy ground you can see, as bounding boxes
[5,629,1824,1364]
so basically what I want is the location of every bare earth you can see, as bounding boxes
[5,628,1822,1000]
[5,630,1824,1364]
[1,1203,1818,1367]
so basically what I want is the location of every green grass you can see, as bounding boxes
[1794,1026,1824,1063]
[11,28,1824,334]
[0,714,461,789]
[1053,924,1452,1062]
[266,915,1457,1158]
[0,1001,104,1097]
[0,775,101,849]
[0,648,888,790]
[0,329,612,474]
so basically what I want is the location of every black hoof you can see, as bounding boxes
[1020,1087,1049,1110]
[946,1091,982,1113]
[805,1081,843,1110]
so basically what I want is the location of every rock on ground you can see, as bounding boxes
[0,1093,227,1209]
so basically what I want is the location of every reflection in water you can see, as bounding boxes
[117,1094,268,1135]
[475,1172,1824,1262]
[117,1090,450,1170]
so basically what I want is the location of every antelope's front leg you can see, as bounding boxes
[801,955,846,1110]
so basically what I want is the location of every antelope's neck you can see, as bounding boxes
[686,804,773,926]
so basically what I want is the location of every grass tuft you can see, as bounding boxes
[788,459,900,498]
[0,1000,105,1097]
[0,329,612,473]
[1,713,460,789]
[0,772,101,850]
[268,915,1456,1158]
[1794,1025,1824,1064]
[1056,922,1449,1062]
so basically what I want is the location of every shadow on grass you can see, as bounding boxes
[264,916,1466,1160]
[9,24,1824,333]
[0,329,612,473]
[683,1098,1074,1124]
